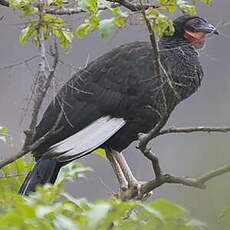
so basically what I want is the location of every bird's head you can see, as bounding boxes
[173,15,218,49]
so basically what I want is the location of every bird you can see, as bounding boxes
[19,15,218,195]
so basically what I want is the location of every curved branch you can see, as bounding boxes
[143,163,230,193]
[0,122,63,169]
[121,163,230,200]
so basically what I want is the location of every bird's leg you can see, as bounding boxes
[106,148,151,200]
[105,149,128,191]
[110,150,140,188]
[108,149,150,200]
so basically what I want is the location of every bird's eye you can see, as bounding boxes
[192,19,201,26]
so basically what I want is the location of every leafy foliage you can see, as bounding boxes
[56,161,93,183]
[9,0,213,47]
[0,130,224,230]
[0,157,206,230]
[9,0,129,46]
[0,157,34,208]
[76,7,128,39]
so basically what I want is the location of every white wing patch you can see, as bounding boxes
[45,116,126,162]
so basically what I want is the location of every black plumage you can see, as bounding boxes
[19,15,218,195]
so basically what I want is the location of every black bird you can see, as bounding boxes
[19,15,218,195]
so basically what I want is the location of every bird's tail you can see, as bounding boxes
[18,159,62,196]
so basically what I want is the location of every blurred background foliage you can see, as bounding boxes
[0,130,229,229]
[0,153,226,230]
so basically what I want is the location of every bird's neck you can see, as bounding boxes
[156,35,203,109]
[159,35,194,51]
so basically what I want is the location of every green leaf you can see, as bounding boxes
[146,8,159,17]
[112,7,128,18]
[0,126,8,132]
[53,28,73,48]
[186,218,206,227]
[89,15,100,30]
[177,0,197,15]
[75,23,91,38]
[160,0,177,13]
[9,0,29,9]
[87,203,111,227]
[99,19,115,39]
[200,0,212,5]
[93,148,107,159]
[47,0,63,6]
[112,7,128,28]
[54,0,63,5]
[54,214,79,230]
[148,13,174,37]
[22,4,37,16]
[150,199,189,219]
[43,15,65,26]
[140,203,165,223]
[113,16,126,28]
[56,162,92,183]
[19,24,36,44]
[79,0,97,12]
[28,183,64,204]
[62,193,90,210]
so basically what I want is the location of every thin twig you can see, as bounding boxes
[0,110,63,169]
[158,126,230,136]
[137,121,167,178]
[108,0,159,11]
[24,2,47,145]
[137,0,169,180]
[197,164,230,184]
[0,55,39,70]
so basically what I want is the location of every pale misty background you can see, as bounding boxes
[0,1,230,229]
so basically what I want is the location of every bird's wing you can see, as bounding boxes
[33,42,154,160]
[44,116,125,162]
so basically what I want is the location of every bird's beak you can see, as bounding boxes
[195,22,219,35]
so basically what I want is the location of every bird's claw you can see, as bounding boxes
[120,181,152,201]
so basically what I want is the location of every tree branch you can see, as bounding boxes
[121,163,230,200]
[0,0,159,14]
[0,2,60,169]
[122,1,230,201]
[46,3,119,15]
[158,126,230,136]
[0,118,63,169]
[46,1,159,15]
[108,0,159,11]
